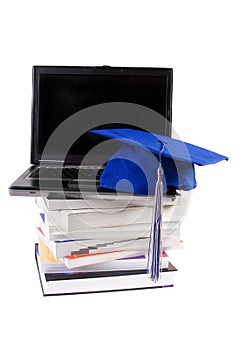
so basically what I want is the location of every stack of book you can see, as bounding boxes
[35,195,181,296]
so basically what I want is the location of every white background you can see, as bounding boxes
[1,1,233,349]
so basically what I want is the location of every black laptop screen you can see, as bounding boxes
[32,66,172,164]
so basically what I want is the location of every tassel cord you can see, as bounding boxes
[147,142,165,282]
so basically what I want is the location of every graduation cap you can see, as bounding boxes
[91,128,228,194]
[90,128,228,282]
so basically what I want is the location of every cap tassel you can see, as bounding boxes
[147,143,165,283]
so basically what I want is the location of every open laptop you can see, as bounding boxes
[8,65,173,198]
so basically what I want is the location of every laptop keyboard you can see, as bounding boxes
[29,167,102,181]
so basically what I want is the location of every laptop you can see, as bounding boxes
[8,65,173,199]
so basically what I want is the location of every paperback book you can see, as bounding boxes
[38,239,170,273]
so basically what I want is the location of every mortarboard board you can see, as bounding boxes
[90,128,228,283]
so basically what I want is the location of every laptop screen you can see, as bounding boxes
[31,66,173,165]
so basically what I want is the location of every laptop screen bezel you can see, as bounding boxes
[31,65,173,165]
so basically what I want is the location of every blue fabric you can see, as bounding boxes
[90,129,228,195]
[91,128,228,166]
[100,144,196,194]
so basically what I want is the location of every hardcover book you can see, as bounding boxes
[35,244,177,296]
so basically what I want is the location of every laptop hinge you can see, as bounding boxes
[39,160,64,167]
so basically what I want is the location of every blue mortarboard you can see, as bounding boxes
[90,128,228,283]
[90,128,228,195]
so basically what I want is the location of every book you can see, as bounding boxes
[62,249,148,269]
[35,244,177,296]
[39,212,151,240]
[39,202,184,232]
[38,239,170,273]
[42,206,154,231]
[36,194,180,211]
[36,226,149,259]
[38,212,181,249]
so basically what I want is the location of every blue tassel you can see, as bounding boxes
[147,143,165,283]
